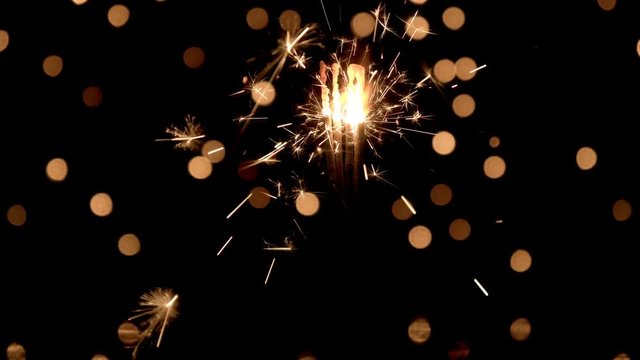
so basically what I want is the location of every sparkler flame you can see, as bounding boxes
[128,288,179,359]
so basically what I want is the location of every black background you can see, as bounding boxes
[1,0,639,359]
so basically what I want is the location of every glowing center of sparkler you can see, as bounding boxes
[322,62,370,131]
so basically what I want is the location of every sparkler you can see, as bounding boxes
[155,114,205,151]
[128,288,179,359]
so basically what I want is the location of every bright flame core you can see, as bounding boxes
[320,62,370,131]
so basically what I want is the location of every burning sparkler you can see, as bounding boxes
[155,114,205,151]
[128,288,179,359]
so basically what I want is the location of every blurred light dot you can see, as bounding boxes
[249,187,271,209]
[279,10,301,33]
[408,225,432,249]
[510,249,532,272]
[91,355,109,360]
[443,7,465,30]
[409,0,428,4]
[6,342,26,360]
[298,353,317,360]
[295,192,320,216]
[117,322,140,345]
[637,39,640,58]
[251,81,276,106]
[90,193,113,217]
[448,341,470,360]
[238,161,258,181]
[183,46,205,69]
[434,59,456,84]
[597,0,616,11]
[188,156,212,180]
[247,7,269,30]
[118,233,141,256]
[351,12,376,38]
[432,131,456,155]
[613,199,632,222]
[510,318,531,341]
[408,317,431,344]
[405,15,429,40]
[108,4,130,28]
[72,0,88,4]
[83,86,103,108]
[484,155,506,179]
[201,140,225,163]
[576,146,597,170]
[43,55,63,78]
[46,157,68,182]
[614,353,631,360]
[7,204,27,227]
[449,218,471,241]
[431,183,453,206]
[455,57,477,81]
[489,136,501,148]
[0,30,9,53]
[392,198,413,220]
[452,94,475,118]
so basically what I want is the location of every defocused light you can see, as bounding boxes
[452,94,475,118]
[295,192,320,216]
[188,156,212,180]
[408,317,432,344]
[351,12,375,38]
[279,10,301,33]
[432,131,456,155]
[576,146,597,170]
[408,225,432,249]
[449,218,470,241]
[431,183,453,206]
[117,322,140,345]
[251,81,276,106]
[489,136,501,148]
[91,354,109,360]
[484,155,506,179]
[455,57,477,81]
[510,249,532,273]
[448,340,470,360]
[238,161,258,181]
[0,30,9,53]
[614,353,631,360]
[183,46,205,69]
[72,0,88,4]
[43,55,63,78]
[83,86,103,108]
[612,199,632,222]
[247,7,269,30]
[637,39,640,58]
[409,0,428,4]
[405,15,429,41]
[298,353,317,360]
[118,233,141,256]
[108,4,130,28]
[249,187,271,209]
[201,140,225,163]
[597,0,616,11]
[443,7,465,31]
[391,198,413,220]
[90,192,113,217]
[7,204,27,227]
[434,59,456,84]
[510,318,531,341]
[6,342,26,360]
[46,157,68,182]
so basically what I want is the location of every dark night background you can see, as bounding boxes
[1,0,638,359]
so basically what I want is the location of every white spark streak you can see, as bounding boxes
[264,257,276,285]
[216,236,234,256]
[470,64,487,73]
[401,195,417,215]
[226,193,253,219]
[474,278,489,296]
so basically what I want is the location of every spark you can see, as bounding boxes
[216,236,234,256]
[470,64,487,73]
[264,257,276,285]
[320,0,332,31]
[496,219,503,224]
[363,164,369,180]
[155,115,205,151]
[397,127,436,136]
[226,193,253,219]
[474,278,489,296]
[451,84,458,89]
[207,146,224,155]
[293,218,307,240]
[401,195,416,215]
[128,288,179,359]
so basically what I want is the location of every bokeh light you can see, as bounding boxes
[455,57,477,81]
[188,155,213,180]
[483,155,506,179]
[249,187,271,209]
[295,192,320,216]
[351,12,376,38]
[576,146,597,170]
[409,0,428,4]
[46,157,68,182]
[6,342,26,360]
[91,354,109,360]
[489,136,501,148]
[90,192,113,217]
[452,94,475,118]
[117,322,140,345]
[449,218,471,241]
[238,161,259,181]
[392,198,413,220]
[432,131,456,155]
[408,317,432,344]
[43,55,63,77]
[72,0,87,5]
[597,0,616,11]
[434,59,456,84]
[510,318,531,341]
[637,39,640,58]
[0,30,8,52]
[612,199,632,222]
[443,7,465,31]
[404,15,429,41]
[614,353,631,360]
[246,7,269,30]
[83,86,103,108]
[448,341,470,360]
[201,140,225,163]
[118,233,141,256]
[251,80,276,106]
[108,4,130,28]
[279,10,301,33]
[408,225,432,249]
[298,353,317,360]
[431,183,453,206]
[183,46,205,69]
[510,249,532,273]
[7,204,27,227]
